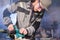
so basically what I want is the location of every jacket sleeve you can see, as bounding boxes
[26,25,35,36]
[3,9,13,26]
[26,21,40,36]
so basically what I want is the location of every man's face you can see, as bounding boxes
[32,0,44,12]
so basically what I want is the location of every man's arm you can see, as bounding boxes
[3,8,14,31]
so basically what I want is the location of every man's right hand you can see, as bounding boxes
[19,28,28,35]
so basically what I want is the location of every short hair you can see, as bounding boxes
[31,0,35,3]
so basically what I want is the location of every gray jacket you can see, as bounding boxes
[14,0,42,36]
[3,0,42,36]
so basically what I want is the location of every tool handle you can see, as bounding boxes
[14,25,25,38]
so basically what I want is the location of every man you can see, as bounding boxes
[35,0,60,40]
[3,0,51,39]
